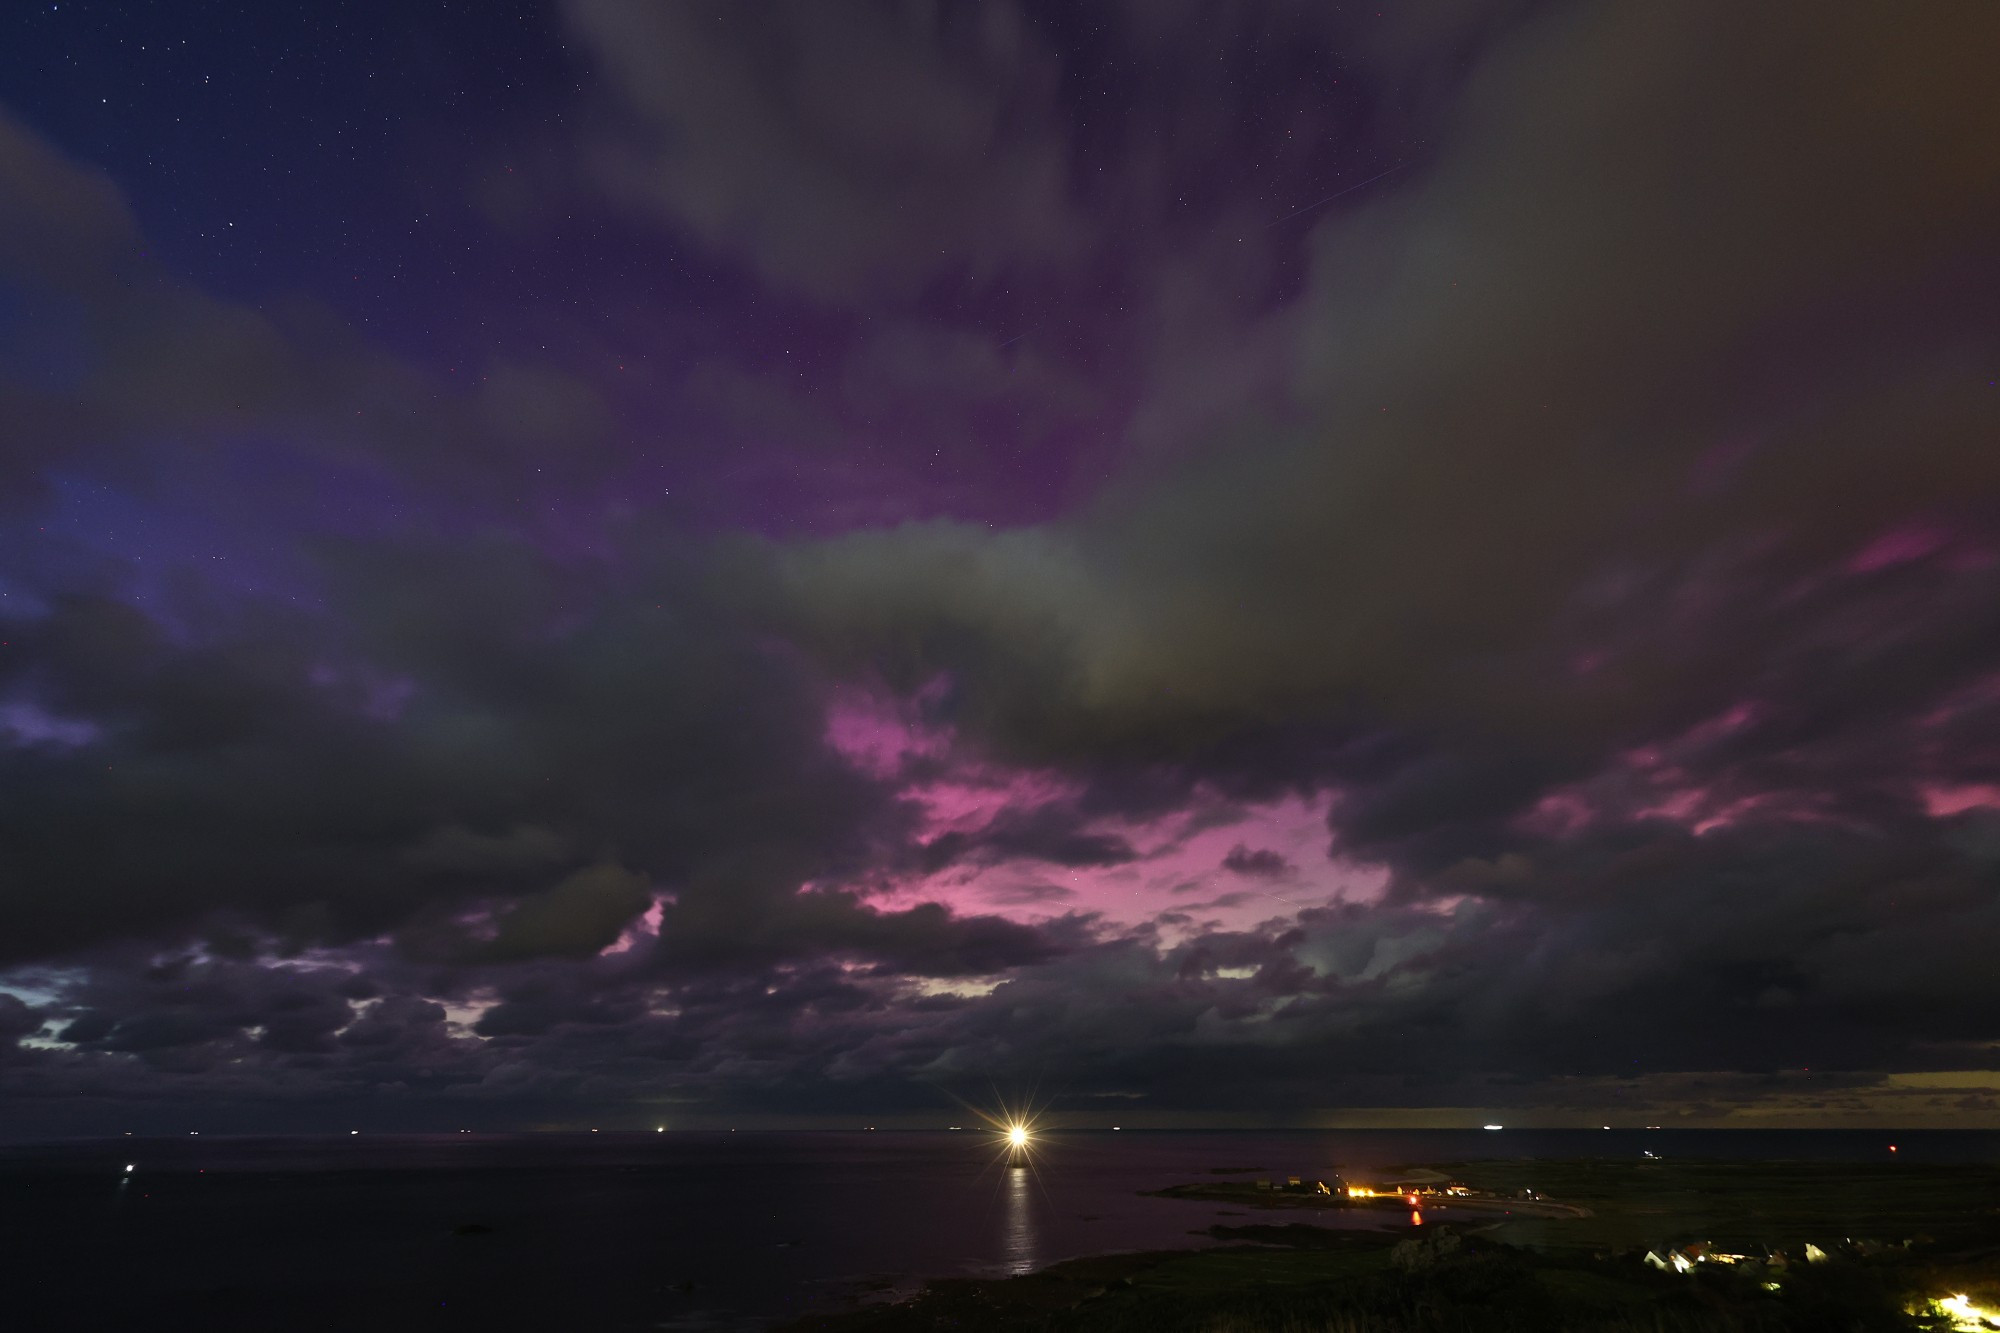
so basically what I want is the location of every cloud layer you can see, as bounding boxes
[3,0,2000,1135]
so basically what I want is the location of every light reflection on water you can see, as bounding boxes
[16,1130,1997,1327]
[1004,1164,1036,1275]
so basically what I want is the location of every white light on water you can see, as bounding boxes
[1483,1124,1503,1131]
[968,1099,1043,1159]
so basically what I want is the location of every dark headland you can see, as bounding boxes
[784,1157,2000,1332]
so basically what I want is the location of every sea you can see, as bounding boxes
[4,1128,1996,1331]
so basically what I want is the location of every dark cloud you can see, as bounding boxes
[1221,845,1290,878]
[560,0,1081,301]
[0,114,438,509]
[0,991,42,1045]
[777,3,2000,761]
[475,864,653,963]
[915,802,1139,873]
[0,526,1043,978]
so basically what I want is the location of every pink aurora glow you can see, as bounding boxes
[1848,525,1947,575]
[1518,702,1852,838]
[1922,784,2000,818]
[822,694,1384,936]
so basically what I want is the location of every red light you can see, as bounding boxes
[1410,1209,1423,1226]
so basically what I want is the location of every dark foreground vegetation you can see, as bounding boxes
[783,1159,2000,1333]
[784,1224,2000,1332]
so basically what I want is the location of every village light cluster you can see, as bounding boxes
[1342,1180,1473,1201]
[1936,1293,2000,1332]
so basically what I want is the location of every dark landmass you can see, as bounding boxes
[1428,1158,2000,1254]
[1150,1180,1358,1210]
[1148,1173,1586,1220]
[782,1159,2000,1332]
[782,1224,2000,1331]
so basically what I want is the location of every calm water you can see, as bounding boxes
[4,1128,1996,1331]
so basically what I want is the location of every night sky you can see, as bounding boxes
[3,2,2000,1138]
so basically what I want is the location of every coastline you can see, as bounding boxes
[780,1156,2000,1332]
